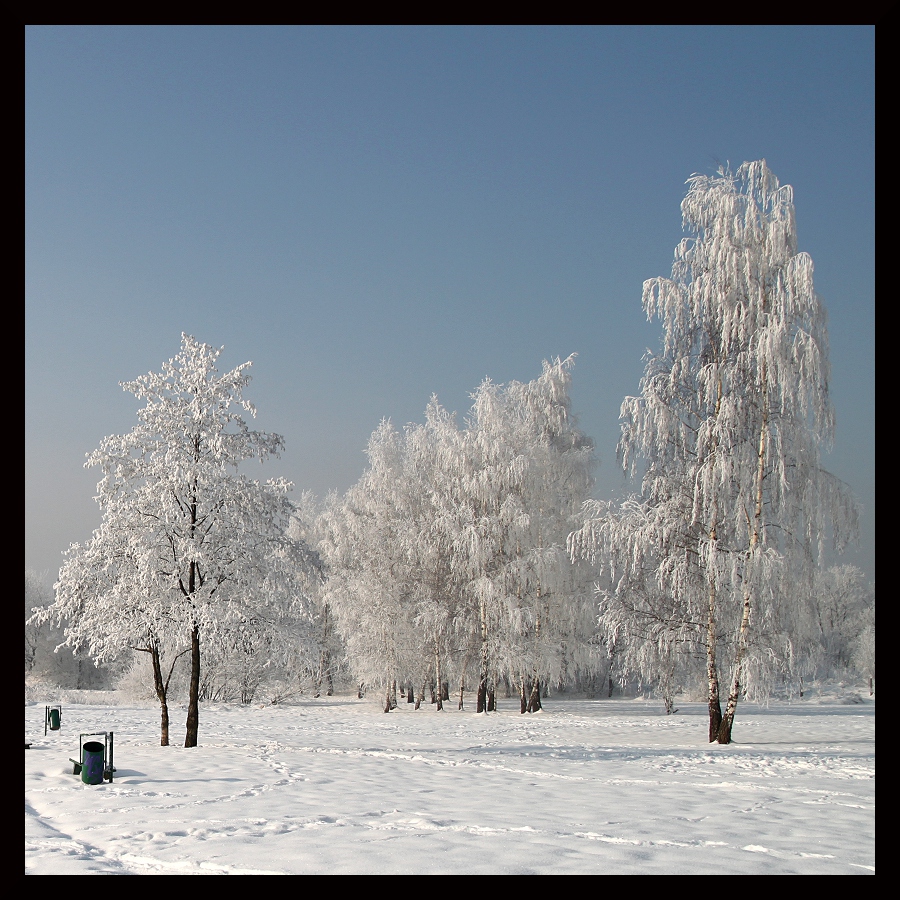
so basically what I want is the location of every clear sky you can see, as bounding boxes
[26,25,875,586]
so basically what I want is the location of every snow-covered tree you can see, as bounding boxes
[575,161,858,742]
[43,534,191,743]
[287,493,339,699]
[317,357,597,715]
[571,497,708,714]
[783,564,874,687]
[480,357,596,712]
[807,565,872,674]
[402,408,471,710]
[853,602,875,695]
[318,422,423,711]
[26,568,108,690]
[25,569,53,675]
[31,335,316,746]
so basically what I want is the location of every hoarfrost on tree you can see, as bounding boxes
[570,160,859,742]
[30,334,318,746]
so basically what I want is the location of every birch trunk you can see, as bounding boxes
[434,643,444,711]
[707,579,722,741]
[706,366,724,741]
[477,599,490,713]
[718,364,769,745]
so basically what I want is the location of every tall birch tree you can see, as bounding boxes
[580,161,858,742]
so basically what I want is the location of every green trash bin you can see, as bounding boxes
[49,708,60,730]
[81,741,105,785]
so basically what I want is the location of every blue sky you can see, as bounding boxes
[26,25,875,584]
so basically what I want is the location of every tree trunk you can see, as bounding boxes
[718,591,752,743]
[184,622,201,747]
[457,653,471,710]
[434,648,444,711]
[718,369,769,745]
[662,660,678,715]
[477,599,490,713]
[706,369,724,741]
[707,580,723,741]
[137,641,178,747]
[528,605,544,712]
[184,510,201,749]
[150,645,170,746]
[314,644,332,698]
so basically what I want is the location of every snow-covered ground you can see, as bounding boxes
[25,691,875,875]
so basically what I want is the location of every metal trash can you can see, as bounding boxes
[49,708,60,730]
[81,741,105,785]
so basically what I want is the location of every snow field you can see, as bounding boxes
[25,695,874,875]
